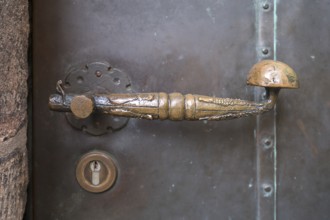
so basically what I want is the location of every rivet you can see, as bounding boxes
[95,70,102,77]
[262,137,273,149]
[113,78,121,85]
[262,183,273,197]
[262,3,270,10]
[77,76,84,84]
[126,83,132,91]
[262,48,269,55]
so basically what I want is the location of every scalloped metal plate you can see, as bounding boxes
[62,61,131,135]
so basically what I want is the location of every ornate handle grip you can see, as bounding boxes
[49,60,298,121]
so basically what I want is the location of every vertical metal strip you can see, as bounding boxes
[273,0,277,61]
[273,2,278,220]
[254,0,277,219]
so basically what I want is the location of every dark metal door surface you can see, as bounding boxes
[32,0,330,219]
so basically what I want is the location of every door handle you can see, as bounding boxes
[49,60,298,121]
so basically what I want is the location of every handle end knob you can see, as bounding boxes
[247,60,299,89]
[70,95,94,119]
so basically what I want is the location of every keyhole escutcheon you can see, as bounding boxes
[76,151,118,193]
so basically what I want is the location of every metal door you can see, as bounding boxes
[32,0,330,219]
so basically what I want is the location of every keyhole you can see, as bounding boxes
[90,161,101,186]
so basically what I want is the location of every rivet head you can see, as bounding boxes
[262,3,270,10]
[262,48,269,55]
[262,183,273,197]
[262,137,273,149]
[95,70,102,77]
[76,151,117,193]
[70,95,94,119]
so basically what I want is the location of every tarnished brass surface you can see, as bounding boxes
[92,90,278,120]
[247,60,299,89]
[76,151,117,193]
[70,95,94,119]
[49,60,297,121]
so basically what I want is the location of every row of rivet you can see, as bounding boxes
[255,1,277,218]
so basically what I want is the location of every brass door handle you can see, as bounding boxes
[49,60,298,121]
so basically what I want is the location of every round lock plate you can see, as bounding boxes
[76,151,117,193]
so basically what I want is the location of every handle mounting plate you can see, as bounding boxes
[62,61,132,135]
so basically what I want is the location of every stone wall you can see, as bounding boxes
[0,0,29,219]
